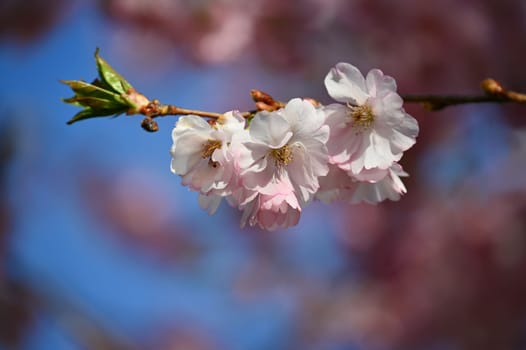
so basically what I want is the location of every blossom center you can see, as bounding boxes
[348,103,374,131]
[201,139,222,168]
[270,144,293,167]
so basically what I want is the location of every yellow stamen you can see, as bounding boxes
[201,139,222,167]
[348,103,374,131]
[270,144,293,167]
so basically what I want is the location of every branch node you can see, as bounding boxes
[481,78,505,96]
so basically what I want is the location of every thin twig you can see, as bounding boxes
[401,78,526,110]
[136,80,526,132]
[400,94,508,110]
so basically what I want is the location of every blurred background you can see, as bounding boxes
[1,0,526,349]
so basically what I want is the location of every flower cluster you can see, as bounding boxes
[170,63,419,230]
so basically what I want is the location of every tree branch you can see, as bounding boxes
[137,80,526,131]
[401,78,526,110]
[61,49,526,132]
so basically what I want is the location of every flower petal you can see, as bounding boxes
[366,68,397,98]
[198,194,222,215]
[250,112,292,148]
[325,62,368,105]
[284,98,327,138]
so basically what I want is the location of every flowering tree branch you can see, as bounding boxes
[59,50,526,231]
[62,50,526,133]
[137,81,526,131]
[135,90,286,131]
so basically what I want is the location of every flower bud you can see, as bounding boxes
[481,78,504,96]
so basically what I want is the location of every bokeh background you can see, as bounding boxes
[2,0,526,349]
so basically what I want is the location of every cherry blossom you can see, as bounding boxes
[316,163,408,205]
[239,177,301,231]
[170,111,245,196]
[315,164,355,204]
[168,66,418,230]
[324,62,419,175]
[241,98,330,205]
[349,163,408,204]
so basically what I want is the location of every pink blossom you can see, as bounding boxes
[349,164,408,204]
[316,164,408,205]
[169,67,417,229]
[315,164,355,204]
[170,111,245,196]
[240,177,301,231]
[241,98,330,205]
[324,63,419,174]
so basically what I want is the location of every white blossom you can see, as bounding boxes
[316,164,408,205]
[324,62,419,175]
[239,177,301,231]
[240,98,330,205]
[168,63,419,230]
[349,163,408,204]
[170,111,245,196]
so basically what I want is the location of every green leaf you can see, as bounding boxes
[63,95,127,110]
[61,49,146,125]
[66,107,126,125]
[60,80,127,105]
[91,77,114,91]
[95,48,133,94]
